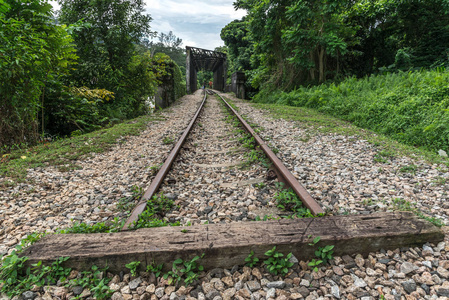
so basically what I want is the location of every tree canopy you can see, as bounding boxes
[1,0,186,150]
[223,0,449,93]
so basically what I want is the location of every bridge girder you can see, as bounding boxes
[186,46,227,93]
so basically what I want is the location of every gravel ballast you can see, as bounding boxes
[1,90,448,299]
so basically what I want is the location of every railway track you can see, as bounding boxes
[21,89,443,283]
[122,90,323,230]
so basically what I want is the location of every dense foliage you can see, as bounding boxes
[224,0,449,91]
[0,0,77,148]
[0,0,186,151]
[57,0,154,120]
[254,70,449,153]
[146,31,187,77]
[221,0,449,154]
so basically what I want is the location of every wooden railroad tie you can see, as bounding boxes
[21,212,443,273]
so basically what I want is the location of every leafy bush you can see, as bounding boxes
[263,247,294,276]
[255,69,449,153]
[57,217,123,234]
[0,254,71,297]
[163,254,205,286]
[44,82,114,136]
[0,0,77,148]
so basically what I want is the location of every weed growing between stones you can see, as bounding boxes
[218,96,272,169]
[0,248,112,299]
[390,198,444,227]
[263,247,294,276]
[57,217,124,234]
[0,255,71,297]
[399,164,417,174]
[274,182,315,218]
[244,251,260,267]
[307,236,334,272]
[162,136,174,145]
[125,261,140,277]
[163,254,205,286]
[132,192,180,229]
[146,260,163,277]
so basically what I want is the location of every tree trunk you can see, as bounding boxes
[309,52,316,81]
[318,47,325,83]
[336,51,340,77]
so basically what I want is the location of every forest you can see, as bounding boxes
[2,0,449,155]
[0,0,186,151]
[221,0,449,153]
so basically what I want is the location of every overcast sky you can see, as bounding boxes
[50,0,246,51]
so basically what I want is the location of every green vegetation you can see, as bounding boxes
[162,136,175,145]
[148,163,163,175]
[0,114,157,186]
[245,149,270,168]
[239,134,256,149]
[146,261,164,277]
[58,218,124,234]
[399,164,418,174]
[1,0,77,148]
[70,265,112,299]
[18,232,46,250]
[359,197,444,227]
[224,0,449,93]
[1,0,185,151]
[0,254,71,298]
[0,248,112,299]
[197,70,213,89]
[275,183,315,218]
[432,176,447,186]
[244,251,260,267]
[374,150,395,163]
[219,97,271,168]
[307,236,334,272]
[255,70,449,154]
[147,31,187,77]
[391,198,443,227]
[163,254,205,286]
[117,185,144,212]
[263,247,294,276]
[131,193,179,229]
[254,182,266,189]
[125,261,141,277]
[223,2,449,159]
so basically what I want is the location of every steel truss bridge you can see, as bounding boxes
[186,46,227,93]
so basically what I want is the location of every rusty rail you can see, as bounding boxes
[214,92,324,216]
[122,92,208,230]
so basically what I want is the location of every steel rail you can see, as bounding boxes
[122,92,208,230]
[214,92,325,216]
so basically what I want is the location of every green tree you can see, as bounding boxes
[282,0,354,83]
[230,0,449,93]
[147,31,186,76]
[0,0,77,148]
[220,18,259,96]
[234,0,289,89]
[220,18,254,73]
[344,0,449,75]
[57,0,154,118]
